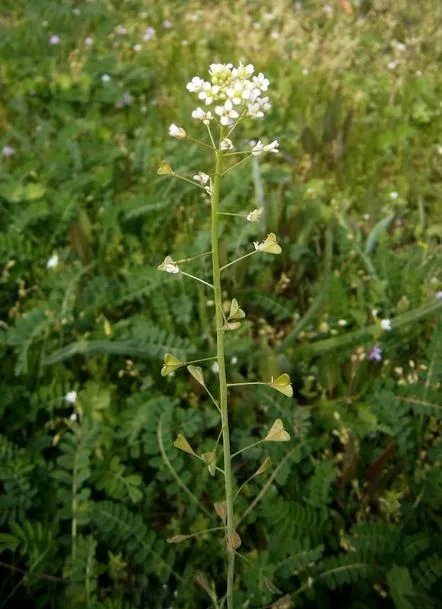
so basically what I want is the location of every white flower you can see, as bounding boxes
[49,34,60,45]
[193,172,210,184]
[225,80,251,105]
[186,63,272,121]
[187,76,205,93]
[198,82,220,105]
[215,100,239,126]
[133,44,142,52]
[252,73,269,91]
[65,391,77,404]
[143,27,155,41]
[84,37,94,46]
[251,139,279,156]
[191,107,213,124]
[437,145,442,155]
[116,25,127,35]
[220,138,234,151]
[47,254,59,269]
[338,319,348,327]
[302,68,310,76]
[101,74,111,83]
[211,361,219,374]
[247,208,263,222]
[70,412,78,421]
[387,61,398,70]
[264,140,279,153]
[2,145,15,157]
[248,96,271,118]
[231,356,238,365]
[163,20,172,28]
[251,141,264,155]
[389,191,399,200]
[168,124,186,139]
[381,319,392,331]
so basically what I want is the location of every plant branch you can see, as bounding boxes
[221,154,252,176]
[180,271,214,290]
[231,439,263,459]
[220,250,257,272]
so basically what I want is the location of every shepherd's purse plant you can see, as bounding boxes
[157,62,293,608]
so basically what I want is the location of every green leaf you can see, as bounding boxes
[187,365,205,387]
[365,214,394,254]
[387,565,414,609]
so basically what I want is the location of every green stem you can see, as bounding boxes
[206,124,217,150]
[187,136,214,150]
[231,439,263,459]
[173,172,206,190]
[220,250,257,272]
[176,250,213,264]
[223,150,253,156]
[221,154,252,176]
[180,271,214,290]
[186,356,218,365]
[177,526,224,541]
[211,134,235,609]
[227,381,265,388]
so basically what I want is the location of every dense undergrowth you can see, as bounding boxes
[1,0,442,607]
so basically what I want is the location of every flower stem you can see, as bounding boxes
[221,154,252,175]
[211,135,235,609]
[176,250,213,264]
[231,439,264,459]
[220,250,257,272]
[187,136,214,150]
[172,172,206,190]
[180,271,214,290]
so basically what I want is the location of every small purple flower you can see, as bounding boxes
[49,34,61,45]
[436,291,442,300]
[143,26,156,41]
[369,345,382,361]
[115,91,134,109]
[2,145,15,157]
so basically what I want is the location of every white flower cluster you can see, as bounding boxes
[187,63,271,125]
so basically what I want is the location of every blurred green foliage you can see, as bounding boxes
[1,0,442,607]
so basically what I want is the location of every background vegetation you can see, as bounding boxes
[1,0,442,607]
